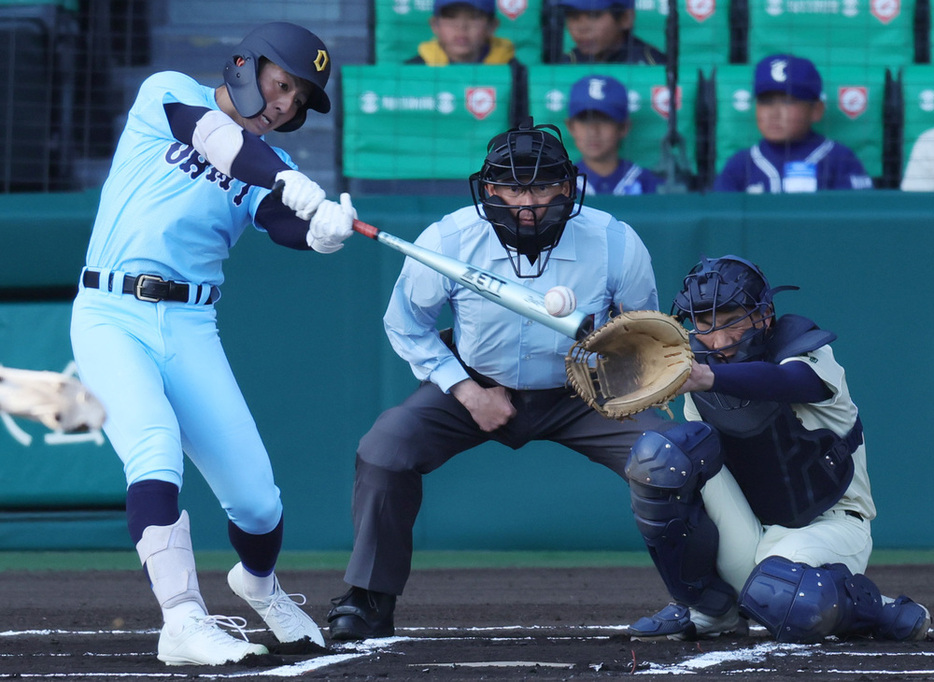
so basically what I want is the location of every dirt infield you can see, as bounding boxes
[2,563,932,680]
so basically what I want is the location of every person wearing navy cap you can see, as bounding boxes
[555,0,665,64]
[714,54,873,193]
[406,0,517,65]
[566,74,661,194]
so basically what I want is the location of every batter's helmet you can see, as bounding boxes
[223,22,331,133]
[469,117,583,278]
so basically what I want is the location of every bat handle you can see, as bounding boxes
[271,180,378,239]
[352,219,379,239]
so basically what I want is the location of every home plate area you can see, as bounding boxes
[1,564,931,680]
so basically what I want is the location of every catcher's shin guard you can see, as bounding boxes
[739,556,884,642]
[136,510,207,612]
[626,423,736,615]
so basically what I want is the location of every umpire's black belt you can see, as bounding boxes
[82,270,216,305]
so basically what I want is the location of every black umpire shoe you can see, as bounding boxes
[327,586,396,640]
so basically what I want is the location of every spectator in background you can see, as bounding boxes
[407,0,517,65]
[900,128,934,191]
[715,54,873,193]
[566,74,661,195]
[556,0,665,65]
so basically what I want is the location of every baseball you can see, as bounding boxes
[544,286,577,317]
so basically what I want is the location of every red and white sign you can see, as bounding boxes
[498,0,528,20]
[466,87,497,120]
[651,85,682,119]
[871,0,900,24]
[838,86,868,120]
[686,0,715,23]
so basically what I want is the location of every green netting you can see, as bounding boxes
[747,0,915,68]
[342,64,514,179]
[375,0,544,64]
[557,0,730,70]
[712,63,885,177]
[899,65,934,176]
[526,64,697,173]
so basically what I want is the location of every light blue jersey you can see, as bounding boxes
[86,71,294,288]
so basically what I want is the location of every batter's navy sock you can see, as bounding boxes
[126,479,181,545]
[228,515,284,577]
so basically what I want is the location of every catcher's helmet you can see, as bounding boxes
[469,117,584,278]
[673,255,797,361]
[223,22,331,133]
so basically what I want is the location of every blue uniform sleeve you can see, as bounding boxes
[713,151,748,192]
[163,102,290,189]
[710,359,833,403]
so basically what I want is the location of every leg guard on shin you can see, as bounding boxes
[135,510,207,612]
[739,556,884,643]
[626,422,736,616]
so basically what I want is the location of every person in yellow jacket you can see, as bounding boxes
[406,0,517,65]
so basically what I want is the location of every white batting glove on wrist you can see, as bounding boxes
[306,192,356,254]
[274,170,326,221]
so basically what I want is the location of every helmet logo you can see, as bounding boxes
[314,49,329,72]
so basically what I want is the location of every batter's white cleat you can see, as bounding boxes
[228,562,327,648]
[157,613,268,666]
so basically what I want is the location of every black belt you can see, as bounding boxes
[845,510,864,521]
[82,270,215,305]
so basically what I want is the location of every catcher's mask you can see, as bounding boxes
[469,117,584,278]
[672,255,797,363]
[224,22,331,133]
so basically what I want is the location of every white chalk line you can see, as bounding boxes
[1,625,931,678]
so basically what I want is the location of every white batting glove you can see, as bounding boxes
[274,170,326,221]
[306,193,356,254]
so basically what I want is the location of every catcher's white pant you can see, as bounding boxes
[70,287,282,535]
[703,466,872,595]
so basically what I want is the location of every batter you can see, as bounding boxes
[70,22,355,666]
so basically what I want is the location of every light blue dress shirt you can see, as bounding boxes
[383,204,659,392]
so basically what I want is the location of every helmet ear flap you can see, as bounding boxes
[224,53,266,119]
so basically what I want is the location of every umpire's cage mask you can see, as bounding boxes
[470,117,584,278]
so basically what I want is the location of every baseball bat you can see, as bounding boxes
[269,180,593,340]
[351,219,593,340]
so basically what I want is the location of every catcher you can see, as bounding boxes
[326,117,674,641]
[624,255,931,642]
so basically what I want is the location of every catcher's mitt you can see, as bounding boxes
[0,366,106,432]
[565,310,693,419]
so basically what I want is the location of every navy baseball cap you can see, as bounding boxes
[568,75,629,122]
[558,0,636,11]
[754,54,822,101]
[434,0,497,14]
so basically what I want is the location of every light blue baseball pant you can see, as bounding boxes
[70,283,282,534]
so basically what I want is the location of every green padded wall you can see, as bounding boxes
[526,64,698,174]
[342,64,514,179]
[747,0,915,68]
[3,191,934,552]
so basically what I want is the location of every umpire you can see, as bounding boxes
[326,118,672,640]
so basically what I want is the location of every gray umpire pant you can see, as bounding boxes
[343,381,672,595]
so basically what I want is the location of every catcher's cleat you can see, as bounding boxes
[628,602,747,641]
[327,586,395,640]
[227,563,326,648]
[157,613,268,666]
[875,596,931,641]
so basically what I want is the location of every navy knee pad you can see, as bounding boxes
[626,422,734,614]
[740,556,883,642]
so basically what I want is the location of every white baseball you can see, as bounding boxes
[544,286,577,317]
